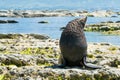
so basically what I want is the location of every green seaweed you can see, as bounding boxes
[108,46,118,51]
[20,47,59,58]
[102,30,120,35]
[87,54,95,58]
[0,34,13,39]
[48,75,64,80]
[95,49,103,54]
[2,58,27,67]
[0,34,49,39]
[37,61,52,66]
[94,73,103,80]
[0,34,23,39]
[0,75,4,80]
[0,73,13,80]
[111,59,120,67]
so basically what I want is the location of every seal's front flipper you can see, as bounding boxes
[58,54,66,68]
[82,57,102,69]
[56,64,66,68]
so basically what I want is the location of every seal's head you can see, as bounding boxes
[65,17,87,31]
[77,16,87,28]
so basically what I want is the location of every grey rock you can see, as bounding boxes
[0,20,18,24]
[7,20,18,23]
[116,21,120,23]
[0,20,7,23]
[4,66,120,80]
[38,21,49,24]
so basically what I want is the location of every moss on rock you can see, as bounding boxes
[0,73,13,80]
[85,23,120,35]
[102,30,120,35]
[29,34,49,39]
[108,46,118,51]
[0,34,49,39]
[20,47,55,55]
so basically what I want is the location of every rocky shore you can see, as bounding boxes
[60,21,120,35]
[0,34,120,80]
[0,9,120,36]
[85,21,120,35]
[0,10,119,17]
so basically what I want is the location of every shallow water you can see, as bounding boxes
[0,17,120,45]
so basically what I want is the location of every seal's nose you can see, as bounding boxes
[79,16,87,24]
[78,16,87,28]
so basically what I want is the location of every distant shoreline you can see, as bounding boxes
[0,9,119,17]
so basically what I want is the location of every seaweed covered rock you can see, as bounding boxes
[29,34,49,39]
[0,66,120,80]
[0,34,120,79]
[0,34,49,39]
[85,22,120,35]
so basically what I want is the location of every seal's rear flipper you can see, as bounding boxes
[82,57,102,69]
[84,63,102,69]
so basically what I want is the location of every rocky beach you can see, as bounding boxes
[0,0,120,80]
[0,34,120,80]
[85,21,120,35]
[0,9,120,80]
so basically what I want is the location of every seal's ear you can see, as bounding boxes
[80,16,87,27]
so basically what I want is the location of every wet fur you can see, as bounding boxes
[59,17,101,69]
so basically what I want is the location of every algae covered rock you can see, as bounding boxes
[0,34,120,79]
[0,34,49,39]
[85,22,120,35]
[29,34,49,39]
[1,66,120,80]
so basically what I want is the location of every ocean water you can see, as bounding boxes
[0,0,120,11]
[0,17,120,45]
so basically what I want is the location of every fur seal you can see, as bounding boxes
[59,17,101,69]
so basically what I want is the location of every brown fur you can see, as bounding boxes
[59,17,101,69]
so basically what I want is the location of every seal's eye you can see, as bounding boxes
[78,21,85,28]
[81,22,85,27]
